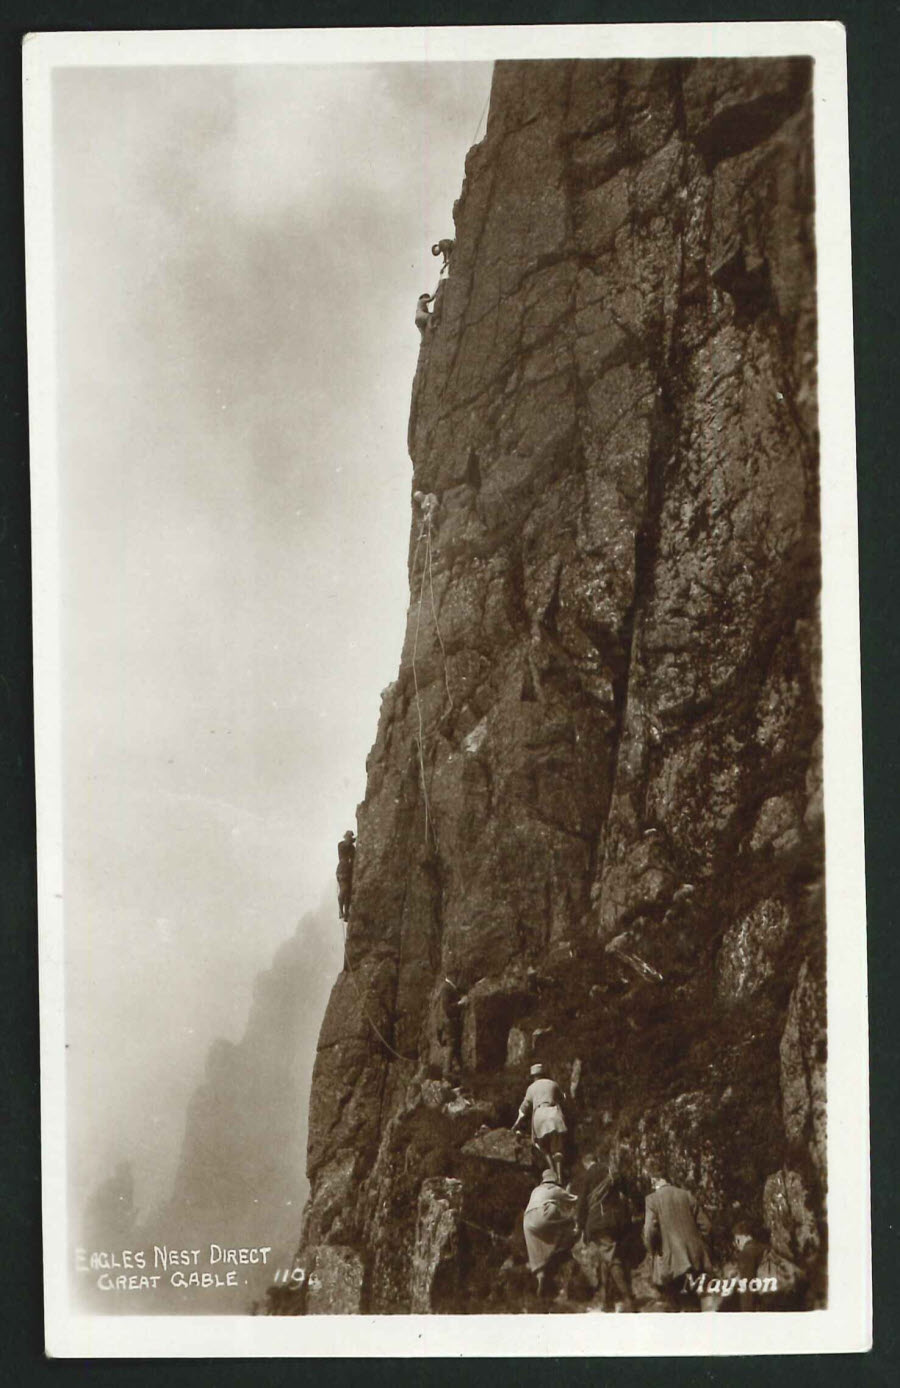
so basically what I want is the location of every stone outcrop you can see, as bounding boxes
[460,1128,534,1168]
[763,1169,820,1263]
[779,955,827,1177]
[306,1246,365,1315]
[293,57,823,1314]
[410,1177,464,1312]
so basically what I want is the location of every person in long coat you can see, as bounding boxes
[511,1063,569,1183]
[642,1170,713,1308]
[523,1169,579,1296]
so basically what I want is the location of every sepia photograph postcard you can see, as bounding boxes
[25,21,870,1357]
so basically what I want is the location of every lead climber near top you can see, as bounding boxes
[413,489,439,537]
[511,1062,569,1185]
[336,830,356,922]
[415,292,433,336]
[431,237,455,272]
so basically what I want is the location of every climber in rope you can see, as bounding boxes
[336,830,356,922]
[576,1152,635,1312]
[431,238,455,272]
[413,490,440,537]
[511,1062,570,1185]
[415,292,434,336]
[522,1168,579,1298]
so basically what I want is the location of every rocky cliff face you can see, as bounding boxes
[294,57,823,1314]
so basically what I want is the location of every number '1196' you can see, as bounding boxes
[271,1267,321,1288]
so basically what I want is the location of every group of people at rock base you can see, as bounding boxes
[512,1063,802,1311]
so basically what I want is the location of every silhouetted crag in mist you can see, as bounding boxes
[134,909,337,1313]
[290,58,824,1315]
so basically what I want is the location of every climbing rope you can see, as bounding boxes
[425,521,454,714]
[471,87,491,147]
[410,526,432,846]
[410,509,453,845]
[341,920,413,1066]
[459,1215,507,1245]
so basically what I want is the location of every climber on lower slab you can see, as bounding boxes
[336,830,356,922]
[415,292,434,336]
[511,1062,569,1185]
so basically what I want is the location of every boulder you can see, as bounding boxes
[763,1169,820,1262]
[716,898,793,1002]
[461,1128,534,1169]
[780,958,826,1174]
[409,1177,463,1312]
[302,1150,357,1246]
[306,1245,365,1314]
[749,794,803,856]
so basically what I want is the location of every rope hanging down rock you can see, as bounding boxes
[410,506,453,846]
[341,506,452,1055]
[410,525,432,846]
[471,87,490,147]
[341,920,412,1065]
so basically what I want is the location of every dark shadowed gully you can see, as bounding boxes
[280,57,824,1316]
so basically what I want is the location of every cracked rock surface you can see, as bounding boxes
[295,58,824,1314]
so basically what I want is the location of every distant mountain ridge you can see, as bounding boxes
[79,905,341,1313]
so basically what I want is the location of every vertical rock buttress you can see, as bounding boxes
[297,59,823,1313]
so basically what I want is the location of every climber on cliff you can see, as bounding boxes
[415,292,434,336]
[511,1063,569,1185]
[431,238,455,272]
[336,830,356,922]
[413,490,440,538]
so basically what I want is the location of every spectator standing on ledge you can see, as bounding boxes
[336,830,356,922]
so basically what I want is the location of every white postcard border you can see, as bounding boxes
[25,20,870,1358]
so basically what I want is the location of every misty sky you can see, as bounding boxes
[54,61,493,1215]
